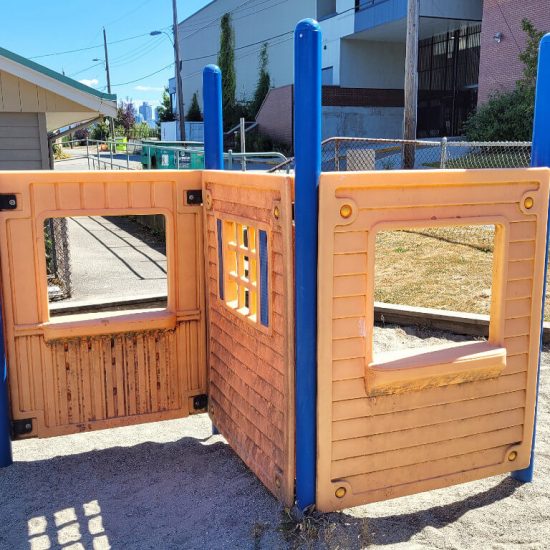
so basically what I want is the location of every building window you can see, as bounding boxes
[322,67,334,86]
[317,0,337,20]
[217,219,269,327]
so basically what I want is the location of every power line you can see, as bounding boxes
[495,0,521,52]
[28,28,170,59]
[109,61,175,87]
[182,29,294,63]
[108,31,294,90]
[181,0,291,41]
[179,34,293,84]
[69,61,104,78]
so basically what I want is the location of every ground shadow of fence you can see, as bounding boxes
[1,430,523,550]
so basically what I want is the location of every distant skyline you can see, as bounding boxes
[2,0,211,108]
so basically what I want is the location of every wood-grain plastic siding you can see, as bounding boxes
[316,169,550,511]
[203,172,295,506]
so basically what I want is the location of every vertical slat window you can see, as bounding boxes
[218,219,269,327]
[259,230,269,327]
[217,218,224,300]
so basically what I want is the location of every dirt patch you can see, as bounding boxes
[375,226,550,320]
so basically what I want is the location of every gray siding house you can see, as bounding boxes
[0,47,117,170]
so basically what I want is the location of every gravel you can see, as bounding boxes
[1,325,548,549]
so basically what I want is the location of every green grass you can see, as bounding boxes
[423,152,529,169]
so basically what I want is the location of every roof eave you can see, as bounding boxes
[0,47,117,117]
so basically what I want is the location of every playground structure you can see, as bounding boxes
[1,20,550,514]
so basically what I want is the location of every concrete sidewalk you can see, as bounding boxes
[56,216,167,309]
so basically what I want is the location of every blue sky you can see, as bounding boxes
[2,0,211,111]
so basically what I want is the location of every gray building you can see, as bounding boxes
[139,102,153,123]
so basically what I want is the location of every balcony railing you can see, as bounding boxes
[355,0,389,11]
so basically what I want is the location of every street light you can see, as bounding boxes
[150,30,173,44]
[150,3,186,141]
[92,56,115,140]
[93,28,116,142]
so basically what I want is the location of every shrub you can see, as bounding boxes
[464,18,544,141]
[463,86,534,141]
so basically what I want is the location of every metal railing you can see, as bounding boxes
[142,142,288,171]
[56,139,289,172]
[225,150,288,171]
[56,139,140,170]
[269,137,532,173]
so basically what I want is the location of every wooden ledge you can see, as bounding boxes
[367,341,507,396]
[42,308,176,341]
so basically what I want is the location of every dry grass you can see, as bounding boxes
[375,225,550,321]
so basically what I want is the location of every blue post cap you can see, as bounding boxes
[295,18,321,34]
[203,64,222,76]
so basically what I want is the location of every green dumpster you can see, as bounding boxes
[141,141,204,170]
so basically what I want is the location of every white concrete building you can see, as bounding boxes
[175,0,483,142]
[177,0,315,115]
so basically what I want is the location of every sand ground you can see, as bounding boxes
[1,326,548,550]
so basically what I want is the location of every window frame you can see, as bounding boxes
[368,217,509,364]
[216,214,272,333]
[37,209,174,338]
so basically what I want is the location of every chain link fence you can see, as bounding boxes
[270,138,532,172]
[45,218,72,301]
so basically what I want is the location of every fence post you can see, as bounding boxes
[203,65,224,171]
[440,136,448,169]
[512,34,550,482]
[240,117,247,172]
[228,150,233,170]
[294,18,322,510]
[0,292,13,467]
[86,138,90,170]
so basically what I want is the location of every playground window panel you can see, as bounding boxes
[373,223,497,352]
[43,215,168,317]
[217,218,269,327]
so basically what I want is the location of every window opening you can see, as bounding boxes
[374,224,496,352]
[45,215,168,317]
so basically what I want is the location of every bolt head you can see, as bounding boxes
[524,197,534,209]
[340,204,352,219]
[335,486,346,498]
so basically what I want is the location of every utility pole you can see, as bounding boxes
[103,27,116,142]
[172,0,186,141]
[402,0,419,169]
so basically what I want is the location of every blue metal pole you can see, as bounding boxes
[203,64,224,170]
[294,18,322,510]
[203,64,223,437]
[0,295,13,467]
[512,33,550,482]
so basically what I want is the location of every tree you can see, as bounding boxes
[218,13,236,128]
[518,18,545,89]
[156,87,175,123]
[464,19,545,141]
[90,120,110,141]
[251,43,271,117]
[115,98,136,136]
[187,92,203,121]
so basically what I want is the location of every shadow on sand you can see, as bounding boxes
[0,430,523,549]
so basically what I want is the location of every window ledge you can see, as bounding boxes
[42,308,176,341]
[367,341,506,396]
